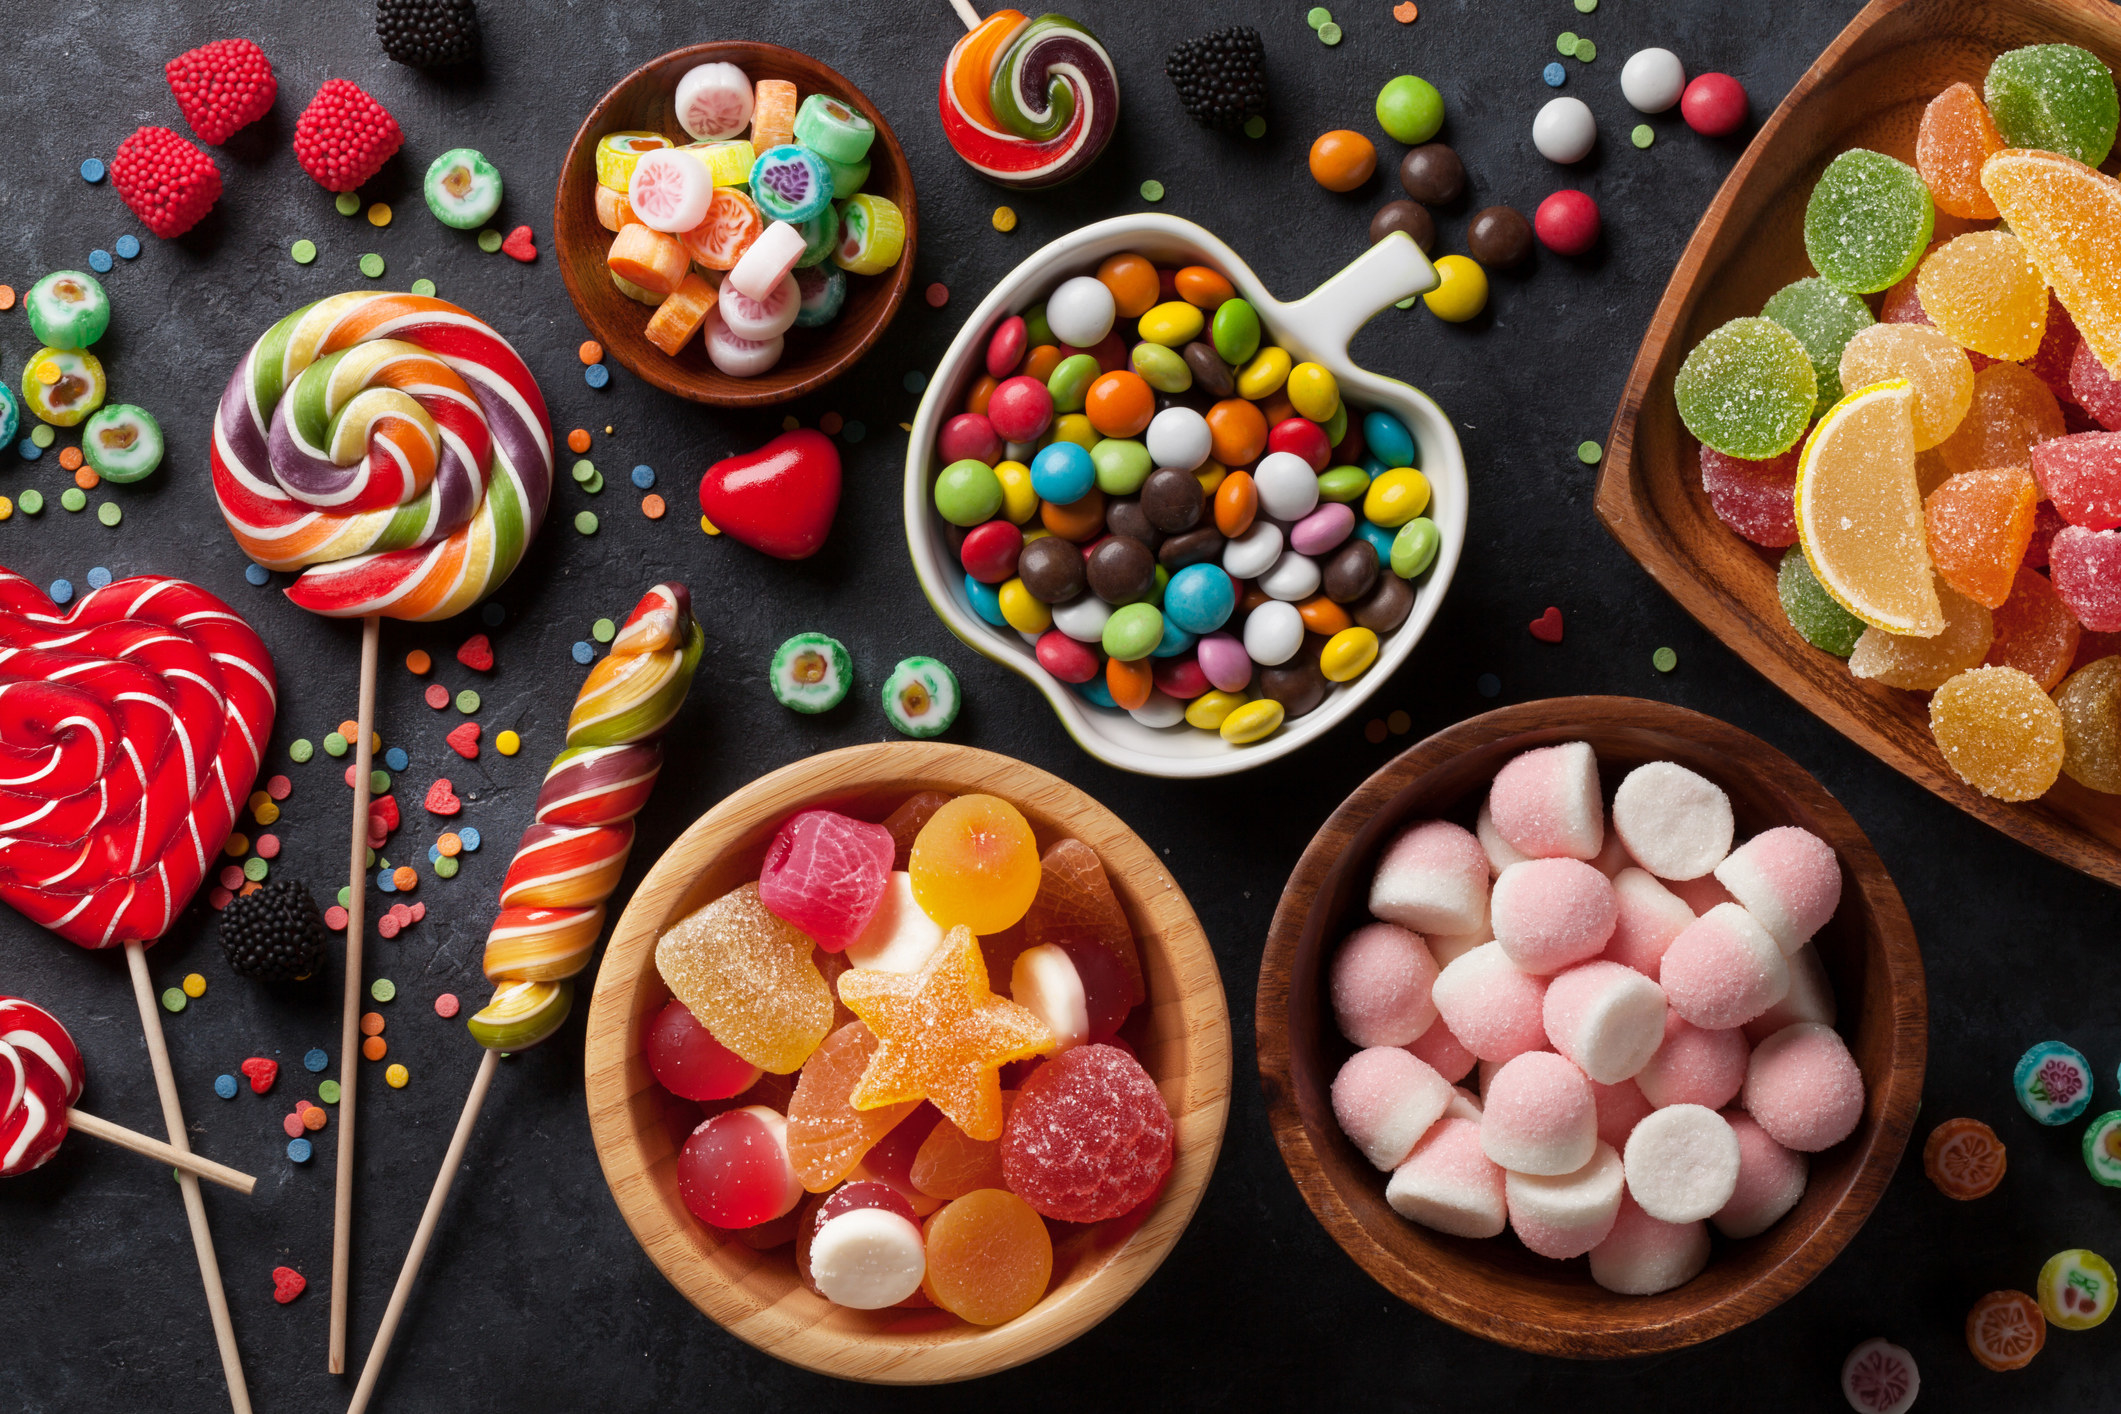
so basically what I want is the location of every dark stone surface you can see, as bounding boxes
[3,1,2119,1410]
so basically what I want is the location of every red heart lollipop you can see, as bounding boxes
[698,429,841,560]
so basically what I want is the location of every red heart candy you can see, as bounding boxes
[1529,606,1564,643]
[500,225,535,262]
[271,1266,306,1304]
[240,1057,278,1093]
[446,723,481,758]
[698,430,841,560]
[369,795,400,834]
[424,779,461,815]
[455,634,494,671]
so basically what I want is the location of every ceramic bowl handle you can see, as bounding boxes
[1277,233,1438,359]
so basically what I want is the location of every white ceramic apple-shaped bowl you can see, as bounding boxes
[904,214,1465,779]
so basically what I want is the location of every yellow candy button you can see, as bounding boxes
[496,730,521,756]
[1194,460,1229,497]
[1321,626,1381,682]
[385,1063,409,1089]
[1364,467,1431,528]
[181,973,207,998]
[993,459,1038,524]
[1235,345,1293,401]
[1286,362,1341,422]
[998,578,1053,634]
[1049,412,1098,451]
[1424,254,1489,323]
[1185,689,1248,731]
[1137,300,1206,348]
[253,801,280,825]
[1220,698,1286,744]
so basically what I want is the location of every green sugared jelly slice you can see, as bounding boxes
[1778,545,1866,657]
[1803,149,1935,294]
[1986,44,2119,168]
[1674,317,1817,460]
[770,633,852,714]
[881,656,960,738]
[1761,277,1874,419]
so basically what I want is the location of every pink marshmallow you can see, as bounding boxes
[1481,1051,1597,1175]
[1385,1116,1507,1238]
[1431,942,1551,1063]
[1368,819,1491,936]
[1634,1012,1750,1110]
[1713,826,1842,954]
[1487,741,1604,860]
[1331,1046,1454,1170]
[1425,928,1490,967]
[1605,868,1697,975]
[1665,872,1738,915]
[1623,1103,1740,1222]
[1542,960,1668,1084]
[1475,795,1530,874]
[1589,1193,1710,1295]
[1742,1021,1864,1153]
[1611,761,1734,880]
[1507,1141,1625,1258]
[1743,943,1838,1044]
[1405,1015,1478,1084]
[1592,1078,1654,1151]
[1589,818,1637,878]
[1490,858,1618,974]
[1330,922,1440,1047]
[1658,903,1790,1030]
[1713,1109,1809,1239]
[1445,1085,1483,1122]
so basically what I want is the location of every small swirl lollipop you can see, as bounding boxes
[349,583,703,1413]
[938,6,1120,189]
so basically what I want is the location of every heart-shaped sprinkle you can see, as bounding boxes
[446,722,481,758]
[240,1057,278,1094]
[1529,606,1564,643]
[423,779,461,815]
[455,634,494,671]
[369,795,401,835]
[500,225,535,262]
[271,1266,306,1303]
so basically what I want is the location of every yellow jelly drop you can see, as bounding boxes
[1838,323,1973,451]
[2057,655,2121,794]
[1286,362,1340,422]
[1219,697,1285,744]
[993,460,1037,524]
[1136,300,1206,348]
[1929,665,2065,801]
[909,795,1042,935]
[1849,580,1992,689]
[1235,345,1292,401]
[1320,626,1380,682]
[1916,232,2049,362]
[1185,689,1248,731]
[1423,254,1488,323]
[385,1063,409,1088]
[1048,413,1098,451]
[1363,467,1431,528]
[997,578,1052,634]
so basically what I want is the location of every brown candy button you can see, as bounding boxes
[1183,341,1234,400]
[1158,525,1226,569]
[1104,497,1163,551]
[1368,200,1437,254]
[1017,535,1086,603]
[1322,538,1381,604]
[1398,144,1465,205]
[1352,570,1414,633]
[1258,659,1328,718]
[1086,535,1156,605]
[1466,205,1534,269]
[1140,466,1205,533]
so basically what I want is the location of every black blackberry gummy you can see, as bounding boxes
[1165,26,1268,133]
[218,879,328,982]
[377,0,479,68]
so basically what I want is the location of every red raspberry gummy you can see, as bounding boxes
[164,38,277,145]
[292,78,404,191]
[1700,442,1799,547]
[645,997,762,1101]
[1000,1043,1174,1223]
[109,126,223,239]
[756,809,894,952]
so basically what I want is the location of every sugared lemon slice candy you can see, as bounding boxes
[1795,378,1943,637]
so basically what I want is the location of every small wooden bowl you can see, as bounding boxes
[1596,0,2121,887]
[1256,697,1927,1358]
[584,743,1231,1383]
[553,43,918,408]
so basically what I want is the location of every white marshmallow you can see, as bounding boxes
[1611,761,1734,880]
[1623,1103,1741,1223]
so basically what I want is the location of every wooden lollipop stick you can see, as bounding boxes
[346,1048,498,1414]
[947,0,982,31]
[330,613,382,1375]
[127,941,253,1414]
[65,1107,258,1194]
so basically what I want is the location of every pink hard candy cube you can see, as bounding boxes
[757,809,895,951]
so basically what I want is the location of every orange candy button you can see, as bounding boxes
[1094,253,1159,319]
[1207,398,1268,467]
[360,1012,386,1036]
[361,1035,387,1061]
[1083,371,1153,438]
[577,341,603,366]
[642,493,666,519]
[392,866,416,891]
[58,446,83,470]
[405,649,431,675]
[566,428,591,453]
[1174,265,1236,310]
[437,832,463,857]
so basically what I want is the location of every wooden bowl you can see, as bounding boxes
[1596,0,2121,888]
[1256,697,1927,1358]
[584,743,1231,1383]
[553,43,917,408]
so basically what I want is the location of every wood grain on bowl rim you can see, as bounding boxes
[584,742,1231,1383]
[1257,698,1927,1358]
[553,42,917,408]
[1594,0,2121,888]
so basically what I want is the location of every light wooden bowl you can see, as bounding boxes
[584,743,1231,1383]
[553,42,917,408]
[1596,0,2121,888]
[1256,697,1927,1358]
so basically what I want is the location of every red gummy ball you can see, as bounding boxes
[1535,189,1602,256]
[1266,416,1332,471]
[938,412,1002,467]
[960,519,1024,583]
[985,375,1054,444]
[1681,72,1748,137]
[1000,1043,1174,1223]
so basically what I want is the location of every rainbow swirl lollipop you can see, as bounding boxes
[939,10,1119,190]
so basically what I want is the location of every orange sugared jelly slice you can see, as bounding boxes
[908,795,1042,935]
[1917,83,2005,220]
[1917,232,2049,362]
[1925,465,2038,607]
[1985,565,2081,691]
[1850,579,1993,689]
[1937,362,2066,479]
[787,1021,920,1191]
[1930,665,2066,800]
[654,882,833,1075]
[1022,838,1147,1008]
[1983,149,2121,379]
[921,1188,1054,1326]
[837,925,1054,1141]
[910,1092,1015,1199]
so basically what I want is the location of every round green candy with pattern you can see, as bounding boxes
[2084,1110,2121,1188]
[1779,546,1866,656]
[1803,149,1934,294]
[80,404,164,482]
[1986,44,2119,168]
[880,656,960,738]
[26,271,110,350]
[793,94,876,166]
[1761,277,1874,419]
[2015,1039,2094,1125]
[423,149,504,230]
[1674,317,1817,460]
[770,633,852,713]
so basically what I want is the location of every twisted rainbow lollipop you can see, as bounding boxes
[938,7,1119,190]
[349,583,703,1413]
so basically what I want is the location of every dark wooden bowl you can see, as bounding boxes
[1257,697,1927,1358]
[1596,0,2121,888]
[552,43,917,408]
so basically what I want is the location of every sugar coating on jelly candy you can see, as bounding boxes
[2057,655,2121,793]
[1985,565,2081,691]
[1839,322,1973,452]
[1939,362,2067,480]
[1001,1043,1174,1223]
[1804,149,1935,295]
[1850,580,1993,689]
[787,1021,921,1191]
[2072,340,2121,431]
[1930,665,2066,800]
[2051,524,2121,631]
[1021,838,1147,1010]
[1795,379,1942,636]
[1917,232,2050,363]
[1778,545,1866,656]
[758,809,896,952]
[1674,317,1817,460]
[2032,432,2121,531]
[1762,277,1874,418]
[1985,44,2120,168]
[1700,442,1799,547]
[1916,82,2004,220]
[1924,466,2038,609]
[1982,149,2121,382]
[656,882,834,1074]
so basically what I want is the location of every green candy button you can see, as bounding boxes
[290,739,314,763]
[371,978,397,1003]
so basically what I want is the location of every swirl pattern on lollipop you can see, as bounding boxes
[0,997,84,1176]
[939,11,1119,190]
[212,292,554,620]
[469,583,704,1049]
[0,570,276,948]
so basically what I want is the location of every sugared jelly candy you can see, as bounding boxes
[656,882,834,1074]
[2072,340,2121,431]
[647,996,763,1101]
[1924,465,2038,607]
[2032,432,2121,530]
[1000,1042,1174,1223]
[1930,665,2066,800]
[1762,277,1874,418]
[2027,298,2083,408]
[844,1100,942,1214]
[2051,525,2121,631]
[758,809,894,952]
[921,1188,1053,1326]
[910,1092,1014,1199]
[1701,443,1798,547]
[1916,82,2004,220]
[1674,317,1817,460]
[1839,323,1973,451]
[2057,655,2121,793]
[882,790,952,870]
[1804,149,1935,294]
[1938,363,2066,479]
[1916,233,2050,362]
[1850,580,1993,689]
[1779,545,1866,656]
[678,1105,804,1229]
[1985,566,2081,691]
[1021,838,1147,1014]
[837,925,1053,1141]
[807,1180,927,1310]
[1794,379,1942,636]
[1985,45,2119,168]
[908,794,1041,935]
[1983,149,2121,378]
[788,1021,920,1191]
[2037,1247,2118,1331]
